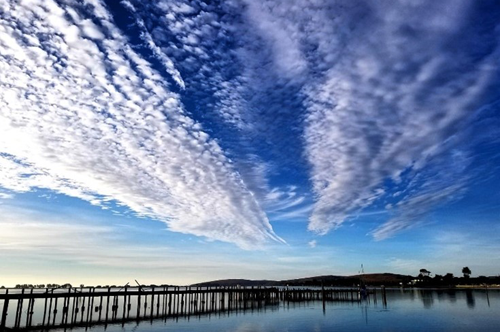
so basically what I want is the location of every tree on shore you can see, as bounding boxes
[462,267,471,278]
[443,273,454,283]
[419,269,431,277]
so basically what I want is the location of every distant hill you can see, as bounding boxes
[191,273,412,287]
[281,275,350,286]
[356,273,413,285]
[192,279,280,287]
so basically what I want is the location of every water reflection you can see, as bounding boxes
[412,289,481,310]
[465,290,476,309]
[419,290,434,309]
[361,304,368,325]
[6,289,498,332]
[445,289,457,303]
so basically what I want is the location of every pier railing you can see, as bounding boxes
[0,286,383,331]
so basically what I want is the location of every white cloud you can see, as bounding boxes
[371,183,464,240]
[308,240,317,248]
[239,0,499,237]
[0,0,282,249]
[271,204,313,222]
[1,0,496,250]
[231,154,310,221]
[0,192,14,199]
[241,0,308,78]
[122,2,312,214]
[121,0,185,89]
[303,0,497,235]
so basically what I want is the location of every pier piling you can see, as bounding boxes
[0,285,375,330]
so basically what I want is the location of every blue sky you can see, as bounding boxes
[0,0,499,286]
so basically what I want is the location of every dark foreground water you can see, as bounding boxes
[43,288,497,332]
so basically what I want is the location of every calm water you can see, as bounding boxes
[42,288,499,332]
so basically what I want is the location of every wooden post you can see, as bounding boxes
[27,293,35,327]
[67,293,73,324]
[112,295,118,320]
[127,294,132,319]
[210,289,214,312]
[25,289,33,327]
[31,294,40,326]
[70,288,77,322]
[187,287,191,315]
[150,286,155,318]
[70,290,77,325]
[122,286,128,321]
[168,292,172,316]
[47,290,54,327]
[156,291,160,317]
[165,287,168,317]
[89,288,95,324]
[205,289,209,313]
[199,288,203,313]
[190,288,194,314]
[60,293,67,326]
[98,294,103,322]
[64,288,72,326]
[15,288,25,329]
[52,296,58,326]
[79,295,86,324]
[14,293,20,329]
[105,287,111,323]
[41,289,49,327]
[177,287,181,316]
[137,286,142,319]
[27,295,34,328]
[189,287,193,314]
[162,287,166,317]
[190,287,198,314]
[221,288,225,311]
[1,289,9,330]
[203,287,206,313]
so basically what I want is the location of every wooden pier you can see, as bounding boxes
[0,286,381,331]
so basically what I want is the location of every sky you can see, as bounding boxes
[0,0,499,286]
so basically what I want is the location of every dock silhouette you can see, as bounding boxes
[0,286,382,330]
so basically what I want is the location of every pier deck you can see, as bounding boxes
[0,286,384,331]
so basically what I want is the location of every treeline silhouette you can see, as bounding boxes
[413,267,500,287]
[3,283,73,289]
[0,283,174,289]
[3,268,500,289]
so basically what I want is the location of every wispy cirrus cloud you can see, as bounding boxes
[1,0,498,252]
[0,192,14,199]
[0,0,282,249]
[240,0,500,237]
[120,0,185,89]
[125,0,311,190]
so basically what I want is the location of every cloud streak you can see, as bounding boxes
[0,0,281,249]
[0,0,498,250]
[240,0,500,237]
